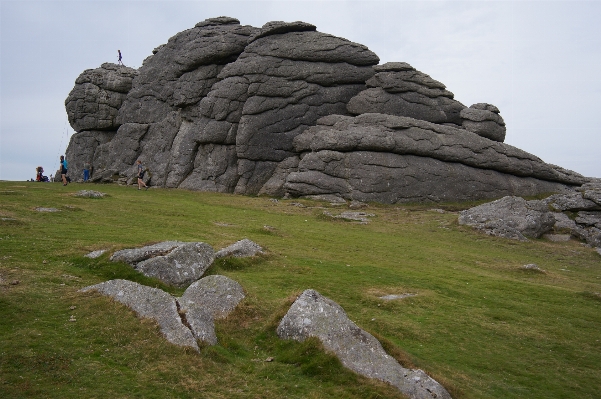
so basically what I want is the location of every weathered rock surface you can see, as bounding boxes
[178,275,245,344]
[347,62,465,126]
[284,114,578,203]
[136,242,215,287]
[111,241,215,287]
[85,249,107,259]
[64,16,594,204]
[277,289,451,399]
[65,63,138,132]
[80,279,199,350]
[110,241,184,264]
[75,190,106,198]
[80,275,245,347]
[458,196,555,241]
[460,103,506,142]
[215,238,264,258]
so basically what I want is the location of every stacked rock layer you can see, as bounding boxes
[65,16,590,203]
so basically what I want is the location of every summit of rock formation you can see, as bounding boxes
[65,16,592,203]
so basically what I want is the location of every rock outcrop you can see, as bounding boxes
[215,238,264,258]
[110,241,215,287]
[458,196,555,241]
[64,16,593,204]
[80,279,199,350]
[80,275,245,348]
[277,289,451,399]
[460,187,601,249]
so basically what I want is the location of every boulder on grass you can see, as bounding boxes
[458,196,555,241]
[80,279,198,350]
[110,241,215,287]
[277,289,451,399]
[215,238,263,258]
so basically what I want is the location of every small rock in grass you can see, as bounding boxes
[379,293,417,301]
[35,207,60,212]
[85,250,107,259]
[521,264,545,272]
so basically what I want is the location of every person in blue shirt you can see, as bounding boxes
[60,155,68,186]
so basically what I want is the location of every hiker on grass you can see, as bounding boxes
[136,160,148,190]
[118,50,123,65]
[60,155,68,186]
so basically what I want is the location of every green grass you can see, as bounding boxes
[1,181,600,398]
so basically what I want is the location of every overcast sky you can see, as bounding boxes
[1,0,599,181]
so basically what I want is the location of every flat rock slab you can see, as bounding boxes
[80,279,199,351]
[35,207,60,212]
[179,275,245,345]
[136,243,215,287]
[75,190,106,198]
[80,275,245,347]
[379,294,417,301]
[323,211,375,223]
[110,241,215,287]
[458,196,555,241]
[277,289,451,399]
[215,239,264,258]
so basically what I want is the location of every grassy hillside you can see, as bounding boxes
[1,181,600,398]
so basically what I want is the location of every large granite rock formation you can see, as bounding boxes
[64,16,592,203]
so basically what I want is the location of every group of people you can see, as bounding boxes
[35,155,148,190]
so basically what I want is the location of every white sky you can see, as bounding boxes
[1,0,599,181]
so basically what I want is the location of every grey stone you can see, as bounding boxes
[110,241,184,265]
[292,114,581,186]
[135,242,215,287]
[460,103,506,142]
[552,212,577,231]
[285,150,571,204]
[75,190,106,198]
[458,196,555,240]
[80,279,199,351]
[379,294,416,300]
[347,62,465,125]
[521,264,544,271]
[248,20,316,43]
[575,211,601,229]
[583,189,601,205]
[543,192,601,212]
[85,250,107,259]
[65,63,138,132]
[35,207,60,212]
[179,275,245,319]
[543,234,571,242]
[323,211,375,223]
[215,238,264,258]
[178,275,245,345]
[277,289,451,399]
[63,16,592,206]
[596,248,601,256]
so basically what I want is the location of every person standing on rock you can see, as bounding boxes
[136,160,148,190]
[59,155,68,186]
[118,50,123,65]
